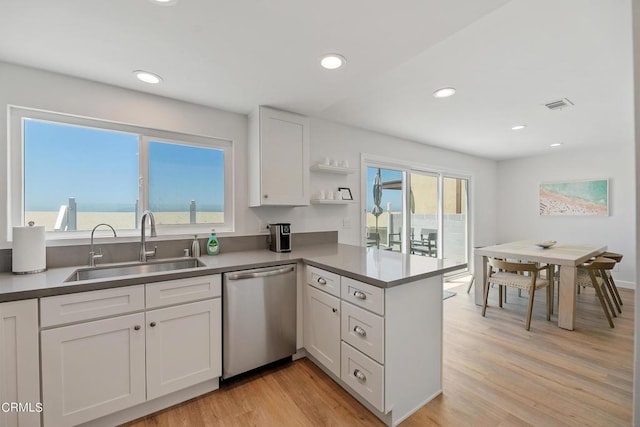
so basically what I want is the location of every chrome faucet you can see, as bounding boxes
[140,210,157,262]
[89,223,117,267]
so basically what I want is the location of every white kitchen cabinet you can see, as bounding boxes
[41,313,146,427]
[304,284,341,377]
[248,106,310,206]
[304,266,444,426]
[146,299,221,400]
[0,299,40,427]
[40,275,222,426]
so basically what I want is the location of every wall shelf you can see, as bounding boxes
[310,164,357,175]
[310,199,355,205]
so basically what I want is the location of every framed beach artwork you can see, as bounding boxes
[539,179,609,216]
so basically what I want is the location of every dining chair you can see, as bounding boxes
[482,258,552,331]
[576,257,617,328]
[601,251,624,309]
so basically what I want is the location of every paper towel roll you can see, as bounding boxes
[13,223,46,274]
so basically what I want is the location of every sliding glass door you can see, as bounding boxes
[442,176,468,264]
[365,166,404,252]
[409,172,439,257]
[363,161,469,266]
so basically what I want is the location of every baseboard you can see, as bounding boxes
[616,280,635,290]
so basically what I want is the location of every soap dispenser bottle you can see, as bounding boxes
[191,235,201,257]
[206,229,220,255]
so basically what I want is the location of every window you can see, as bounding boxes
[10,107,233,237]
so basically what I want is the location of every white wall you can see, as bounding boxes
[0,61,251,248]
[497,146,636,286]
[251,118,498,250]
[0,61,499,254]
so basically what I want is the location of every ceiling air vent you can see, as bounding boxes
[544,98,574,111]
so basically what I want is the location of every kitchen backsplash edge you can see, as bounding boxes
[0,231,338,272]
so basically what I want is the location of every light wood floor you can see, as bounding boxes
[123,283,634,426]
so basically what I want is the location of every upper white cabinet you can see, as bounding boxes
[0,299,40,427]
[248,106,310,206]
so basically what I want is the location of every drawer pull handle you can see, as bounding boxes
[134,325,141,331]
[317,277,327,285]
[353,291,366,300]
[332,308,338,313]
[150,322,157,327]
[354,369,367,382]
[353,325,367,337]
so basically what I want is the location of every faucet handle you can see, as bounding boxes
[145,246,158,259]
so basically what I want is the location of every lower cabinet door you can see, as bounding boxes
[41,313,146,427]
[146,299,221,400]
[0,299,40,427]
[304,285,341,377]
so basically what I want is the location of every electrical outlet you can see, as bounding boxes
[258,221,267,232]
[342,218,352,229]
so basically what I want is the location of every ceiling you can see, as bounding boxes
[0,0,633,160]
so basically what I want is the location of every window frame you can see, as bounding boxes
[8,106,234,242]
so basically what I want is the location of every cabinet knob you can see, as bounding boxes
[353,325,367,337]
[332,308,338,313]
[354,369,367,382]
[150,322,157,327]
[264,194,269,199]
[134,325,141,331]
[353,290,366,300]
[317,277,327,285]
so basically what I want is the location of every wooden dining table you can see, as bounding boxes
[473,240,607,330]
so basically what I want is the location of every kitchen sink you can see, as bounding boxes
[65,258,206,282]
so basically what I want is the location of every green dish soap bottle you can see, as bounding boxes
[206,228,220,255]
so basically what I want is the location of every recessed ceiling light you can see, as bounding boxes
[511,125,527,130]
[320,54,346,70]
[550,143,563,147]
[133,70,163,84]
[148,0,179,5]
[433,87,456,98]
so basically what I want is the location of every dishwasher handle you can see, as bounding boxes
[226,265,295,280]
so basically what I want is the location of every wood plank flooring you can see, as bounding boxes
[123,282,634,426]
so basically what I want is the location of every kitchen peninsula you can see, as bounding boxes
[0,242,464,427]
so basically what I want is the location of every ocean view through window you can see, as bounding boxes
[13,109,233,236]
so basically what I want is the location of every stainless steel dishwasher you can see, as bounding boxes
[222,264,297,379]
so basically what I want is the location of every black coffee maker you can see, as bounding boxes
[268,223,291,253]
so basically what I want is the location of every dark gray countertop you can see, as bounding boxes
[0,244,466,302]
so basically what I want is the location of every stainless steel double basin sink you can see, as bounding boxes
[65,258,206,282]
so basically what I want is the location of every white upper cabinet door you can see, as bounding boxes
[146,299,221,400]
[41,313,146,427]
[249,106,310,206]
[0,299,40,427]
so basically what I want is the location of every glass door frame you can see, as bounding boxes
[360,154,472,268]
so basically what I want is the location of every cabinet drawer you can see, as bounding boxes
[341,301,384,364]
[41,285,145,327]
[306,266,340,297]
[146,275,221,309]
[341,277,384,315]
[341,342,384,412]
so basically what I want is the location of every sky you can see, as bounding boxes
[366,166,402,212]
[24,119,224,212]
